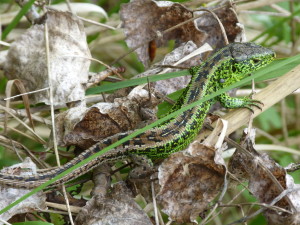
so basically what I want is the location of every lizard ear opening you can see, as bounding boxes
[219,78,225,83]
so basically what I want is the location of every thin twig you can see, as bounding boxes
[64,0,74,14]
[0,218,11,225]
[220,202,291,214]
[239,10,290,17]
[255,128,282,145]
[205,186,247,224]
[0,135,48,168]
[0,124,40,142]
[45,202,81,214]
[3,87,49,100]
[285,162,300,173]
[61,186,75,225]
[0,40,10,47]
[151,179,159,225]
[44,15,60,167]
[78,16,116,30]
[270,3,300,23]
[0,106,51,125]
[246,79,256,138]
[227,188,300,225]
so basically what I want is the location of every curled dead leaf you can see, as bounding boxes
[120,0,242,67]
[56,88,158,149]
[4,9,91,105]
[157,141,225,223]
[120,0,206,67]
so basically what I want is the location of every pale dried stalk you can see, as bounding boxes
[46,202,81,214]
[78,16,116,30]
[45,15,74,225]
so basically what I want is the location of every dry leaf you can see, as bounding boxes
[229,129,300,225]
[75,182,152,225]
[120,0,206,67]
[59,103,141,150]
[156,118,228,223]
[120,0,242,67]
[157,141,225,223]
[56,88,158,149]
[4,9,91,105]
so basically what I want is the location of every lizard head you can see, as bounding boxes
[230,42,275,78]
[215,42,275,88]
[230,42,275,68]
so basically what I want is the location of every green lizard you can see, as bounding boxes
[0,42,275,188]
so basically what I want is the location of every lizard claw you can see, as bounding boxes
[243,98,264,113]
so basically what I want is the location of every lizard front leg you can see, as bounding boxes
[216,93,263,113]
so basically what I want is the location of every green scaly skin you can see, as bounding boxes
[0,42,275,188]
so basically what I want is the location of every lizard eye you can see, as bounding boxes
[219,78,225,83]
[252,58,260,64]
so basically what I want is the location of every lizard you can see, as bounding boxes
[0,42,275,189]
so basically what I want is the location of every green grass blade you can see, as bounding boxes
[2,0,36,40]
[255,53,300,81]
[86,70,189,95]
